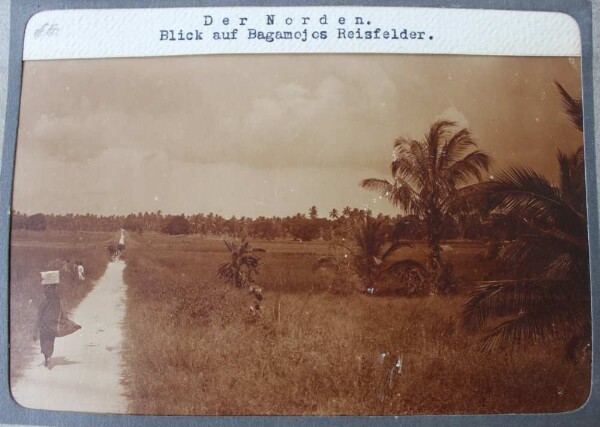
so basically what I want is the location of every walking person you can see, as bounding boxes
[77,262,85,281]
[117,232,126,259]
[34,271,81,368]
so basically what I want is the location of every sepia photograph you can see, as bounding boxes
[9,52,591,415]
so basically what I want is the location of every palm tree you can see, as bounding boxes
[315,214,427,293]
[329,208,339,220]
[461,83,589,358]
[361,121,492,292]
[217,240,266,288]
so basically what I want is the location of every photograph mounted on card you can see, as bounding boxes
[6,4,591,417]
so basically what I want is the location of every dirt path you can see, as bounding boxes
[11,260,127,413]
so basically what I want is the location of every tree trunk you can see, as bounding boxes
[428,239,442,292]
[365,268,374,291]
[427,206,444,293]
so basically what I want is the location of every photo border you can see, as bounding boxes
[0,0,597,425]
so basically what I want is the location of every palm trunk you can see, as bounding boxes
[427,207,444,293]
[428,239,442,290]
[365,267,374,291]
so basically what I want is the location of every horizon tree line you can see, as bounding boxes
[11,202,510,242]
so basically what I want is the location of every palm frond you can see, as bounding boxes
[426,121,456,179]
[546,252,577,278]
[391,157,425,190]
[557,147,586,213]
[393,139,428,182]
[461,278,575,332]
[386,259,427,277]
[495,235,586,277]
[380,241,414,261]
[478,306,590,352]
[360,178,423,215]
[217,262,236,280]
[444,182,483,214]
[444,150,493,187]
[223,240,236,252]
[555,81,583,132]
[393,136,415,151]
[360,178,394,196]
[438,128,475,170]
[427,121,456,157]
[477,166,585,226]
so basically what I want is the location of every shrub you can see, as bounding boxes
[217,240,265,288]
[26,213,47,231]
[161,215,191,235]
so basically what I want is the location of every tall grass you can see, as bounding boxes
[122,233,590,415]
[10,230,114,381]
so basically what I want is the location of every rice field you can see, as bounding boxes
[120,232,590,415]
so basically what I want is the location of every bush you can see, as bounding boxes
[123,215,143,232]
[288,218,321,241]
[26,213,47,231]
[161,215,191,235]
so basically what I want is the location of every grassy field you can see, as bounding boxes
[122,232,590,415]
[10,229,115,380]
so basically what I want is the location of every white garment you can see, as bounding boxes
[77,264,85,280]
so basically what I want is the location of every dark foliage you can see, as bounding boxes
[361,121,492,293]
[26,213,47,231]
[161,215,192,235]
[217,240,266,288]
[315,214,427,294]
[461,83,589,357]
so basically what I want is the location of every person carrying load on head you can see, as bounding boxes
[117,232,126,259]
[34,271,81,369]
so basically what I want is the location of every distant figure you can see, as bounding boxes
[61,259,70,274]
[117,232,126,259]
[106,244,117,261]
[35,271,81,368]
[77,262,85,281]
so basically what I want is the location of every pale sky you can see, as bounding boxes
[13,54,582,217]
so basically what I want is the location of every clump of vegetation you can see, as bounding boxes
[217,240,267,314]
[314,214,428,296]
[106,243,118,258]
[217,240,265,288]
[161,214,192,235]
[122,214,144,233]
[461,82,589,361]
[361,121,492,293]
[311,242,359,295]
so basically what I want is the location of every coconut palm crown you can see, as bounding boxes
[361,120,492,292]
[461,83,589,357]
